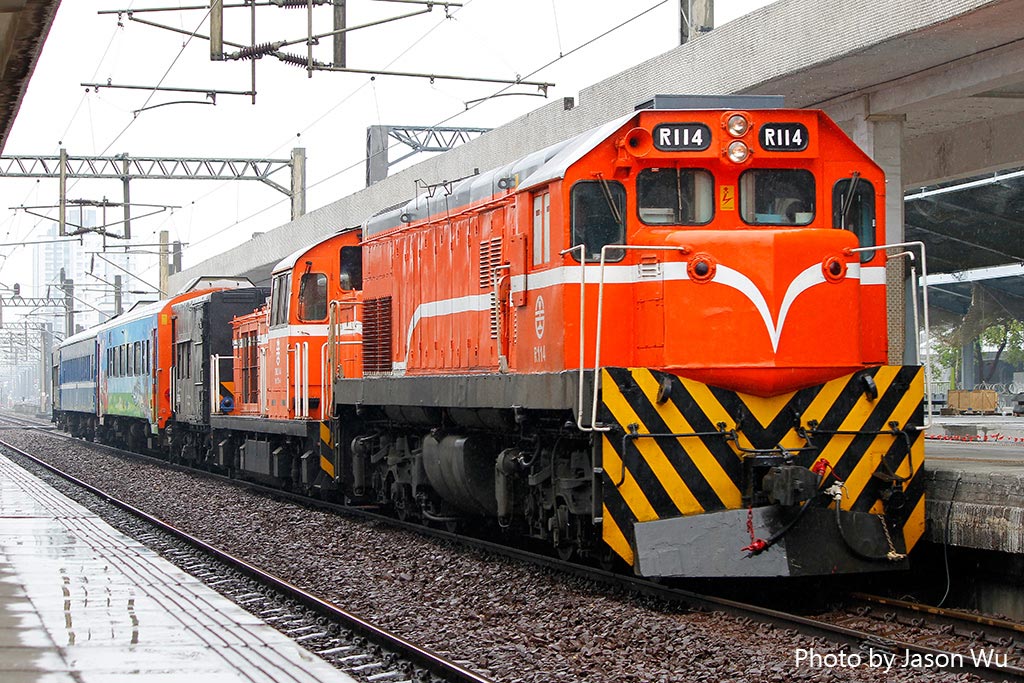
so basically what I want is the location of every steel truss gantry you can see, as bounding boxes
[365,125,489,186]
[0,148,307,237]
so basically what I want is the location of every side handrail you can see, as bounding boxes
[492,264,511,372]
[558,244,595,432]
[591,244,690,433]
[327,296,364,413]
[209,354,235,415]
[259,347,267,416]
[848,240,932,428]
[320,341,330,421]
[291,342,310,419]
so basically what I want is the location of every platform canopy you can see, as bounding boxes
[0,0,60,154]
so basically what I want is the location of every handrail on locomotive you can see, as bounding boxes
[572,239,933,448]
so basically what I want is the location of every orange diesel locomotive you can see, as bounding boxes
[220,98,924,578]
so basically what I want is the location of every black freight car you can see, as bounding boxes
[168,287,269,464]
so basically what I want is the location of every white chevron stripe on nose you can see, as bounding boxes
[711,263,827,352]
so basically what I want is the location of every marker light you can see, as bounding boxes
[727,114,749,137]
[727,141,750,163]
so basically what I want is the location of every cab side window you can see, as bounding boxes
[298,272,328,321]
[570,180,626,262]
[340,246,362,291]
[833,177,876,262]
[532,192,551,265]
[270,272,291,327]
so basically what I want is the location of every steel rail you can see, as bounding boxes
[848,592,1024,646]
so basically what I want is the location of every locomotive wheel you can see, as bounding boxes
[391,483,415,522]
[553,503,577,561]
[597,544,628,573]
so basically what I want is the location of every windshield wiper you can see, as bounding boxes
[840,171,862,226]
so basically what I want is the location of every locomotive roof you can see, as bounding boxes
[362,112,635,237]
[272,227,358,275]
[177,275,255,293]
[57,281,255,350]
[362,107,849,237]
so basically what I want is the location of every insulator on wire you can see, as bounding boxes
[275,51,324,69]
[231,42,277,61]
[270,0,328,7]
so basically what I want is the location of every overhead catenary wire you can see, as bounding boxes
[6,8,211,293]
[179,1,668,256]
[16,1,668,291]
[178,0,483,250]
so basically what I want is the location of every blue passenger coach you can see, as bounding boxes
[55,329,98,438]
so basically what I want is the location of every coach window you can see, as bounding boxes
[270,272,291,327]
[298,272,328,321]
[833,176,876,262]
[739,169,815,226]
[637,168,714,225]
[532,191,551,265]
[340,246,362,291]
[570,180,626,262]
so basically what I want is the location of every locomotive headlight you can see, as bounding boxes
[727,114,749,137]
[727,141,750,163]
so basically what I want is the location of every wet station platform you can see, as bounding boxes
[925,417,1024,555]
[0,454,356,683]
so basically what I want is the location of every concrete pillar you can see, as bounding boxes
[681,0,714,44]
[960,341,977,389]
[366,126,389,187]
[848,104,910,365]
[159,231,169,297]
[291,148,306,220]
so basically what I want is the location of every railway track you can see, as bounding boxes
[3,417,1023,682]
[828,593,1024,664]
[0,428,494,683]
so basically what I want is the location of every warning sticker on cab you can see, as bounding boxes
[719,185,735,211]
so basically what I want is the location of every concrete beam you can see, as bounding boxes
[904,110,1024,187]
[863,40,1024,116]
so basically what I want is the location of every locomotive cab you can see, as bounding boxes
[262,229,363,421]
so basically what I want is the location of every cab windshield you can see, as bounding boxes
[636,168,714,225]
[739,169,815,226]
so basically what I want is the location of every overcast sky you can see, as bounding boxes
[1,0,777,299]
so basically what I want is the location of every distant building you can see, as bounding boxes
[31,208,146,333]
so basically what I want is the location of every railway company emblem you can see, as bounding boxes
[534,295,545,339]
